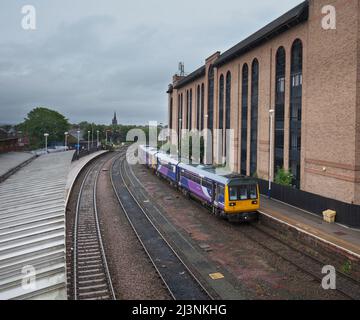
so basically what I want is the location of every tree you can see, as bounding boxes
[19,107,70,149]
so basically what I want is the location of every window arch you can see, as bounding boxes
[274,47,286,174]
[219,75,224,131]
[289,39,303,188]
[250,59,259,176]
[208,65,214,131]
[241,64,249,175]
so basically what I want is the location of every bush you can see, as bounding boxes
[275,168,293,186]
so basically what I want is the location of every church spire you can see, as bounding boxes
[112,111,118,126]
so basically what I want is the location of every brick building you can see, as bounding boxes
[167,0,360,206]
[0,128,18,153]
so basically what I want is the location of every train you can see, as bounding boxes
[138,145,260,222]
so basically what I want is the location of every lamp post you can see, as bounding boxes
[96,130,99,148]
[77,130,80,156]
[91,126,94,149]
[268,109,275,198]
[44,133,49,154]
[64,132,68,151]
[88,131,90,151]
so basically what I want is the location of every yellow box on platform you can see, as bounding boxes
[323,210,336,223]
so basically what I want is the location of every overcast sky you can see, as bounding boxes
[0,0,302,125]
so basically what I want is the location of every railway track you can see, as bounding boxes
[124,148,360,300]
[110,150,211,300]
[241,224,360,300]
[73,157,116,300]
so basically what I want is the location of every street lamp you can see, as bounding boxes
[268,109,275,198]
[88,131,90,151]
[96,130,99,148]
[64,132,68,151]
[77,130,80,156]
[44,133,49,154]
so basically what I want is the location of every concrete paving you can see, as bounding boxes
[260,196,360,258]
[0,152,35,178]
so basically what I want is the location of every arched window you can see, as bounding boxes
[201,83,205,131]
[197,85,200,131]
[241,64,249,176]
[186,90,189,130]
[274,47,286,174]
[289,39,303,189]
[178,94,182,148]
[208,66,214,131]
[250,59,259,176]
[225,72,231,159]
[189,89,193,130]
[169,97,173,130]
[218,75,224,130]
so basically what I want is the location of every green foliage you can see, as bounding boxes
[341,260,352,275]
[275,167,293,186]
[18,107,70,149]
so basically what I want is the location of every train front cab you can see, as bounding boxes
[223,180,260,222]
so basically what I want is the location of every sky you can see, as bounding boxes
[0,0,302,126]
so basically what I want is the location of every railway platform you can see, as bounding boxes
[259,196,360,259]
[0,152,36,183]
[0,150,108,300]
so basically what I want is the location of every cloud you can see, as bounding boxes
[0,0,302,125]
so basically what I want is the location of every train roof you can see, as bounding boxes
[178,162,257,186]
[139,145,159,156]
[156,151,180,165]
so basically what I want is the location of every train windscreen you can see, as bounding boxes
[229,184,257,201]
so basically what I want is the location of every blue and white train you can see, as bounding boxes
[138,145,260,222]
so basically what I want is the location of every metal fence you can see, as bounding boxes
[258,179,360,229]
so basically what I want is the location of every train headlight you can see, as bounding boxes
[229,203,236,207]
[252,201,258,205]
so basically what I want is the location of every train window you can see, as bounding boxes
[229,184,257,201]
[249,185,257,199]
[239,187,248,200]
[215,185,224,202]
[181,171,201,184]
[229,187,238,201]
[202,179,212,190]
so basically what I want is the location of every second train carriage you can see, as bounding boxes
[156,152,179,183]
[138,145,159,170]
[138,146,260,222]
